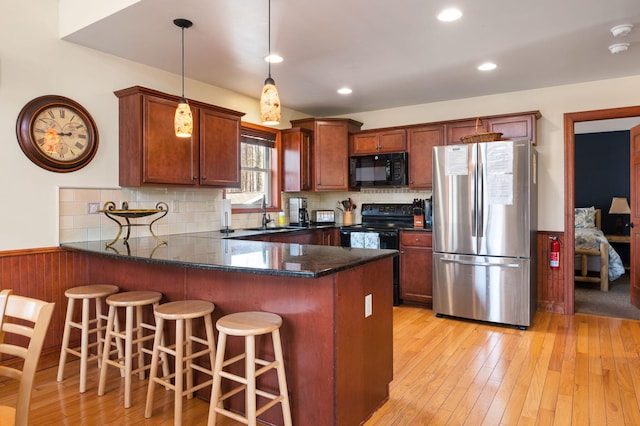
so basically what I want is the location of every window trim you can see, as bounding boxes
[226,122,281,214]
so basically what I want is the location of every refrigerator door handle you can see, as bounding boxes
[440,258,520,268]
[471,161,477,237]
[477,161,484,238]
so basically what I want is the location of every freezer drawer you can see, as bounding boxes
[433,253,535,327]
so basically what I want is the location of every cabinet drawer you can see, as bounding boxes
[400,232,432,247]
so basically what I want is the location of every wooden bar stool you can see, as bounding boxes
[98,290,169,408]
[208,311,292,426]
[57,284,120,393]
[145,300,216,426]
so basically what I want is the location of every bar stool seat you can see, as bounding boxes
[57,284,120,393]
[145,300,216,426]
[98,290,168,408]
[208,311,292,426]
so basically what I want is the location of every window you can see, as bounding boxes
[226,124,279,211]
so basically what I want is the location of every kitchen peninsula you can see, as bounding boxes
[62,231,395,425]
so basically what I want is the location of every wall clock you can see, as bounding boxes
[16,95,99,172]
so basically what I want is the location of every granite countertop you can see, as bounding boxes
[61,230,397,278]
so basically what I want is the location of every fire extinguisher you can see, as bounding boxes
[549,236,560,269]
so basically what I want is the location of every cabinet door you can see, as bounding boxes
[400,232,433,306]
[143,95,198,185]
[314,120,350,191]
[351,129,406,155]
[199,107,241,187]
[407,125,443,189]
[486,114,535,142]
[379,129,406,152]
[282,128,313,192]
[351,133,379,155]
[445,119,482,145]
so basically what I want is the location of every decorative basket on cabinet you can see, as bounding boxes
[460,118,503,143]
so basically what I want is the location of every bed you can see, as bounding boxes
[574,207,625,291]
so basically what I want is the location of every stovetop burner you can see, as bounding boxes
[344,203,415,230]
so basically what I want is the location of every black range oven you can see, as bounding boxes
[339,203,414,306]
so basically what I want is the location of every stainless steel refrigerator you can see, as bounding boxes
[432,140,537,328]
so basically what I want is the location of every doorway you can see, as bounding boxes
[564,106,640,315]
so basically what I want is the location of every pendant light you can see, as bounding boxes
[259,0,281,125]
[174,18,193,138]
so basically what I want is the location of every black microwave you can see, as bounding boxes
[349,152,408,187]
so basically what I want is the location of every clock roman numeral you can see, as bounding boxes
[74,142,85,150]
[59,109,65,119]
[47,110,55,119]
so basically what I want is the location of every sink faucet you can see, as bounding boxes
[261,195,273,229]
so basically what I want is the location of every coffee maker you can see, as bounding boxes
[289,197,309,226]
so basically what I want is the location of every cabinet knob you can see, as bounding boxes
[201,176,207,180]
[193,176,198,180]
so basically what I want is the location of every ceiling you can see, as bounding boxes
[63,0,640,117]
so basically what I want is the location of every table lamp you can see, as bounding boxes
[609,197,631,234]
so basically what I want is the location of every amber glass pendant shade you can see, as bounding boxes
[260,77,281,125]
[174,98,193,138]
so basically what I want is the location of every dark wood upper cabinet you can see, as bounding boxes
[115,86,244,187]
[290,118,363,192]
[407,125,444,189]
[445,112,540,145]
[282,127,313,192]
[351,129,406,155]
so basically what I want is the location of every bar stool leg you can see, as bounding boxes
[144,316,164,419]
[80,297,90,393]
[246,335,257,426]
[97,304,116,398]
[273,329,292,426]
[174,318,184,426]
[136,305,145,380]
[208,331,227,426]
[123,305,134,407]
[57,298,75,382]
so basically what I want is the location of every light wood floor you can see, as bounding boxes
[2,306,640,425]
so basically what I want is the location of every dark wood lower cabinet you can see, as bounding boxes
[399,231,433,306]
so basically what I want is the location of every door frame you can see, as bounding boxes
[564,105,640,314]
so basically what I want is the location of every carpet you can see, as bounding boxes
[575,273,640,320]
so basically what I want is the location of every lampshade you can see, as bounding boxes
[174,18,193,138]
[260,77,281,125]
[260,0,281,125]
[609,197,631,214]
[174,98,193,138]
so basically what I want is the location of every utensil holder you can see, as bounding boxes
[343,211,353,226]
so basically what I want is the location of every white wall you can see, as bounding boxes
[2,1,639,251]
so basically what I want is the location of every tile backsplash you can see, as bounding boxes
[59,187,431,243]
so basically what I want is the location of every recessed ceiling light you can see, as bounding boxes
[477,62,497,71]
[437,8,462,22]
[337,87,352,95]
[609,43,630,54]
[610,24,633,37]
[265,54,283,63]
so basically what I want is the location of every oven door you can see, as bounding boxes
[339,229,400,305]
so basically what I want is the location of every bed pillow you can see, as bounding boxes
[575,206,596,228]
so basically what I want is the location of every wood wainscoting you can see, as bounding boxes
[0,247,89,370]
[536,231,567,314]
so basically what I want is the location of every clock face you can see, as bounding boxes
[16,96,99,172]
[32,106,91,161]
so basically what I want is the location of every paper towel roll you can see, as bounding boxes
[221,199,232,228]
